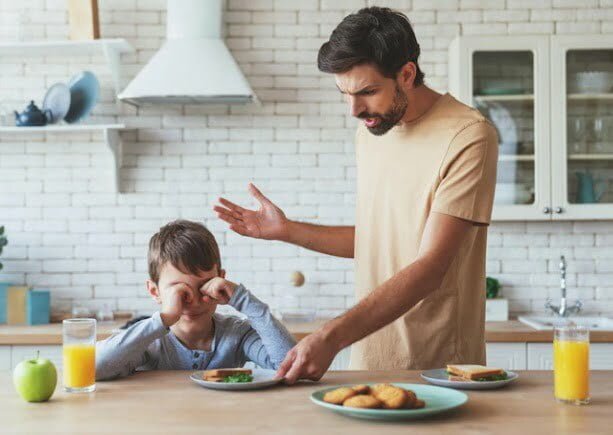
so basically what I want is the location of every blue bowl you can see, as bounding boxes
[64,71,100,123]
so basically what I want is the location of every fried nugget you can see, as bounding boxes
[372,385,410,409]
[352,384,371,395]
[412,398,426,409]
[371,383,392,395]
[323,387,357,405]
[343,395,382,409]
[404,390,417,408]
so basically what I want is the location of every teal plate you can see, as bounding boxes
[310,383,467,421]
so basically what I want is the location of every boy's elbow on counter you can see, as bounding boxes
[95,359,119,381]
[95,347,122,381]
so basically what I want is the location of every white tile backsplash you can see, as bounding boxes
[1,0,613,317]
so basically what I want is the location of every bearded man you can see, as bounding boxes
[214,6,498,383]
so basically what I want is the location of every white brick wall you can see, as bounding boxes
[1,0,613,318]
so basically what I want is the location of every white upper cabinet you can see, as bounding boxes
[449,35,613,221]
[551,36,613,220]
[450,36,551,221]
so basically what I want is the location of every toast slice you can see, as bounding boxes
[202,368,252,380]
[448,375,471,382]
[446,364,504,381]
[203,376,225,382]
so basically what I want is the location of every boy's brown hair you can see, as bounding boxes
[148,220,221,283]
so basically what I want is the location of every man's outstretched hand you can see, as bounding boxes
[214,183,290,241]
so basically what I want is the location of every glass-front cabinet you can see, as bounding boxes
[449,36,551,220]
[551,36,613,219]
[450,35,613,221]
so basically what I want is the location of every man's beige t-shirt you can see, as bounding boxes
[350,93,498,370]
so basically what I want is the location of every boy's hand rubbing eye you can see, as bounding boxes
[200,278,237,305]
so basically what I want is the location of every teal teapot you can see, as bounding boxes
[575,171,605,204]
[14,101,51,127]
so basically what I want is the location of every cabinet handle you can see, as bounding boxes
[543,207,551,214]
[554,207,563,214]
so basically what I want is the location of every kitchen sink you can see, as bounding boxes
[518,315,613,331]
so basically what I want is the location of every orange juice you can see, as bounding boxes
[63,344,96,388]
[554,339,589,403]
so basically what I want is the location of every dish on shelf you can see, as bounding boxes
[573,71,613,93]
[478,78,526,95]
[499,141,519,155]
[64,71,100,123]
[495,183,534,205]
[42,82,71,124]
[485,102,518,151]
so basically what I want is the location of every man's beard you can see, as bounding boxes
[358,85,408,136]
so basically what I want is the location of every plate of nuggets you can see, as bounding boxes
[310,383,467,421]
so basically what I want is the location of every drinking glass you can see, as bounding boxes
[568,117,588,154]
[553,325,590,405]
[63,318,96,393]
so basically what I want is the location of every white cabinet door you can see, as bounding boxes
[0,346,11,371]
[528,343,613,369]
[550,36,613,220]
[449,35,552,221]
[486,343,527,370]
[527,343,553,370]
[11,345,63,371]
[591,344,613,369]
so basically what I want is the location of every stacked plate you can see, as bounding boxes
[42,71,100,124]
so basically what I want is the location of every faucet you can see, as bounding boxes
[545,255,582,317]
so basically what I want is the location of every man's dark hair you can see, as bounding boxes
[318,7,424,86]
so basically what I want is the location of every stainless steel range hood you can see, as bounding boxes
[118,0,256,106]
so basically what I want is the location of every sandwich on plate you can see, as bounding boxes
[202,368,253,383]
[446,364,508,382]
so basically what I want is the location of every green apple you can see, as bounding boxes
[13,351,57,402]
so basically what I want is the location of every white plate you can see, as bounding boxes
[42,82,71,124]
[190,369,283,391]
[421,369,518,390]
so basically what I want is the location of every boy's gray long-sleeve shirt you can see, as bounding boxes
[95,285,296,380]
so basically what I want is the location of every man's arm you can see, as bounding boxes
[214,183,355,258]
[282,221,354,258]
[275,212,475,383]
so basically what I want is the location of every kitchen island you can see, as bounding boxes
[1,370,611,434]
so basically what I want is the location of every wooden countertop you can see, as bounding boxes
[2,370,611,434]
[2,319,613,345]
[0,320,319,345]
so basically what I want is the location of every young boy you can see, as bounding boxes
[96,220,296,380]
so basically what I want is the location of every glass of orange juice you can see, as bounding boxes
[553,325,590,405]
[63,318,96,393]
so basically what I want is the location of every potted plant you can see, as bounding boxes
[485,276,508,321]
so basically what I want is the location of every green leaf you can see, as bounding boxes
[486,276,500,299]
[222,373,253,383]
[475,372,508,382]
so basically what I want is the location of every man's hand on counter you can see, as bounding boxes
[275,329,340,384]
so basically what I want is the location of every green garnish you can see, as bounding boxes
[222,373,254,383]
[475,372,508,382]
